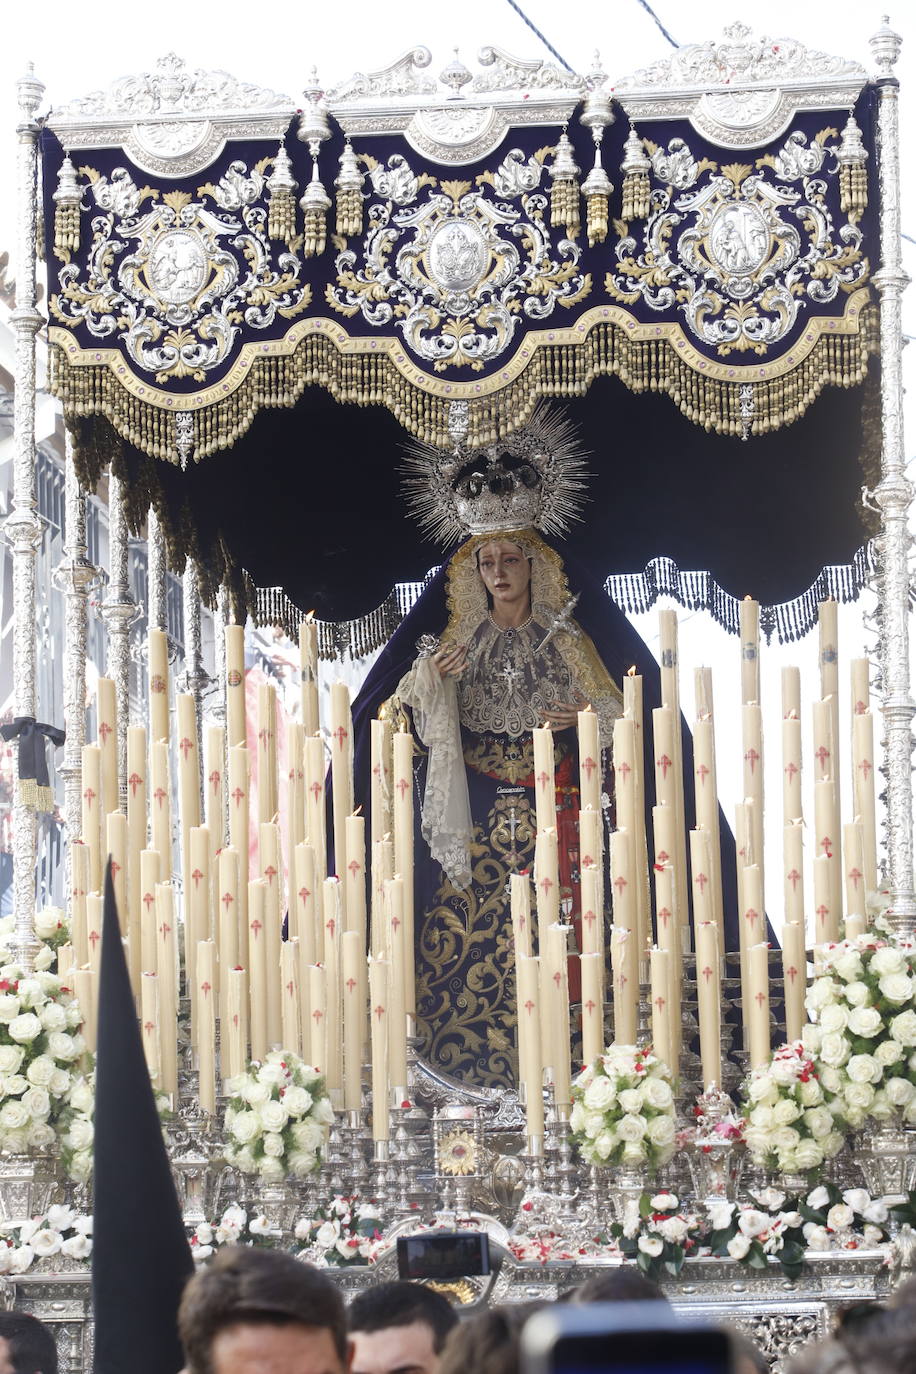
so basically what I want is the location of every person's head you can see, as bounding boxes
[179,1246,350,1374]
[0,1313,58,1374]
[348,1283,457,1374]
[475,539,532,617]
[570,1271,670,1306]
[437,1303,545,1374]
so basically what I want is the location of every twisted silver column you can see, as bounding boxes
[52,433,100,915]
[3,68,45,969]
[147,504,167,634]
[870,22,915,935]
[100,468,138,807]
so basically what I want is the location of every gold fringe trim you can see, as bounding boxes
[49,305,878,458]
[585,193,609,247]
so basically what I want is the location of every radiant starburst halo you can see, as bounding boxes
[402,403,590,545]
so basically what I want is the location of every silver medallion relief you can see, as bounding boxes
[147,230,209,305]
[426,219,488,293]
[708,202,769,279]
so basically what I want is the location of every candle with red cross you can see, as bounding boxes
[533,725,557,835]
[148,628,170,746]
[280,939,301,1060]
[818,603,840,814]
[692,668,723,941]
[852,712,877,895]
[516,953,544,1139]
[649,947,673,1075]
[368,956,390,1141]
[695,919,722,1088]
[218,846,240,1031]
[392,728,415,1017]
[299,614,320,738]
[748,942,771,1071]
[73,967,96,1054]
[140,972,161,1088]
[781,920,806,1043]
[204,723,226,865]
[341,929,363,1111]
[293,842,319,963]
[812,852,835,948]
[225,624,245,749]
[224,967,249,1082]
[126,726,147,963]
[850,658,870,720]
[370,718,392,845]
[579,950,604,1067]
[154,882,178,1097]
[610,924,637,1046]
[534,827,560,934]
[814,778,841,941]
[577,707,601,814]
[196,941,217,1114]
[741,704,764,886]
[81,744,102,894]
[247,878,269,1060]
[612,717,639,948]
[784,822,805,931]
[345,813,367,941]
[106,810,128,940]
[623,670,649,941]
[86,894,103,980]
[384,876,408,1096]
[653,863,681,1068]
[781,713,802,824]
[286,721,305,878]
[139,848,161,976]
[256,683,278,827]
[545,923,572,1107]
[227,745,249,940]
[70,841,90,969]
[371,837,393,959]
[322,876,344,1104]
[330,683,355,927]
[304,734,328,886]
[307,964,327,1076]
[578,863,601,959]
[96,677,118,818]
[176,694,201,905]
[689,828,714,943]
[657,612,688,948]
[739,596,760,707]
[259,822,283,1050]
[843,821,867,919]
[188,825,211,1040]
[510,871,534,959]
[149,741,172,874]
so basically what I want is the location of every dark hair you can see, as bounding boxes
[438,1303,546,1374]
[179,1246,347,1374]
[348,1282,457,1353]
[0,1312,58,1374]
[571,1270,671,1306]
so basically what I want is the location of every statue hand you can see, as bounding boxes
[433,644,468,680]
[540,690,587,730]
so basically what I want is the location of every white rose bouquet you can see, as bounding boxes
[0,1204,93,1274]
[223,1050,333,1181]
[741,1042,845,1175]
[802,935,916,1130]
[295,1194,384,1266]
[609,1192,701,1280]
[570,1045,677,1170]
[0,915,65,974]
[189,1204,275,1262]
[0,964,91,1170]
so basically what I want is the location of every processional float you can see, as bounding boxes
[0,18,913,1364]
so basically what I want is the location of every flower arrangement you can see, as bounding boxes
[189,1204,276,1262]
[610,1191,701,1279]
[570,1046,676,1170]
[0,914,68,974]
[741,1041,845,1175]
[0,964,92,1175]
[797,1183,889,1252]
[295,1195,384,1266]
[223,1050,333,1181]
[0,1204,92,1274]
[802,935,916,1130]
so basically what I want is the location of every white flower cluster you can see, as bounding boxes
[570,1045,676,1169]
[799,1185,887,1251]
[802,937,916,1130]
[0,1205,92,1274]
[0,964,92,1175]
[190,1203,272,1261]
[742,1042,845,1173]
[622,1192,700,1263]
[705,1194,803,1261]
[0,914,67,974]
[224,1050,333,1181]
[296,1195,384,1265]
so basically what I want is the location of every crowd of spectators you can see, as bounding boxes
[2,1248,916,1374]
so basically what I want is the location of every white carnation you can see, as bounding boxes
[826,1203,854,1231]
[637,1234,663,1256]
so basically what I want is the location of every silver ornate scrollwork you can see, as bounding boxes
[869,21,915,935]
[52,433,101,910]
[101,469,139,805]
[3,67,45,968]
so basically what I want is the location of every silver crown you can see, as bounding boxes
[403,404,589,546]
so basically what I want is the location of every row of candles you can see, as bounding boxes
[66,598,878,1147]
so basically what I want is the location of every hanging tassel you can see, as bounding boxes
[335,141,364,239]
[296,67,333,258]
[621,125,651,222]
[549,129,581,239]
[52,153,81,259]
[579,61,615,247]
[267,143,298,244]
[837,113,868,220]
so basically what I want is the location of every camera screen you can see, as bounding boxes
[396,1231,491,1281]
[550,1332,732,1374]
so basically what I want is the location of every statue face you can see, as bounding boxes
[476,539,531,614]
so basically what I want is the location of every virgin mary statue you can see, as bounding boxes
[351,408,725,1089]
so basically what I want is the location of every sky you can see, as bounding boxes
[1,0,914,921]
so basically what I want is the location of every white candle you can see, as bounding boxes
[329,682,354,893]
[286,722,305,871]
[782,921,806,1043]
[579,863,601,958]
[692,679,723,940]
[81,744,102,894]
[217,846,240,1031]
[176,694,200,898]
[256,683,278,826]
[515,954,544,1138]
[225,967,249,1081]
[851,657,870,719]
[341,929,363,1111]
[782,715,803,823]
[308,965,327,1074]
[392,730,415,1016]
[259,821,283,1048]
[139,848,160,975]
[196,942,217,1114]
[293,842,319,966]
[227,745,250,941]
[299,616,320,737]
[545,924,572,1106]
[577,708,601,814]
[813,853,835,946]
[534,827,560,929]
[510,871,534,959]
[695,921,722,1089]
[742,704,764,880]
[155,884,178,1097]
[368,957,390,1141]
[739,597,760,706]
[654,864,681,1067]
[610,925,638,1045]
[385,877,408,1095]
[322,877,343,1102]
[852,712,877,894]
[73,967,96,1053]
[814,778,841,939]
[247,879,268,1060]
[580,951,605,1067]
[204,725,226,877]
[140,972,161,1087]
[784,822,805,929]
[370,718,392,845]
[304,734,328,882]
[748,942,771,1071]
[149,741,172,878]
[280,940,301,1058]
[225,624,246,749]
[623,670,650,946]
[126,725,148,965]
[844,821,867,918]
[70,842,90,968]
[96,677,119,818]
[532,726,557,834]
[649,947,673,1075]
[148,628,170,745]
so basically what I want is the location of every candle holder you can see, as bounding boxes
[372,1139,394,1212]
[513,1135,557,1234]
[167,1085,218,1227]
[433,1105,482,1219]
[685,1084,745,1206]
[322,1111,347,1199]
[344,1108,370,1195]
[547,1103,580,1228]
[389,1102,415,1218]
